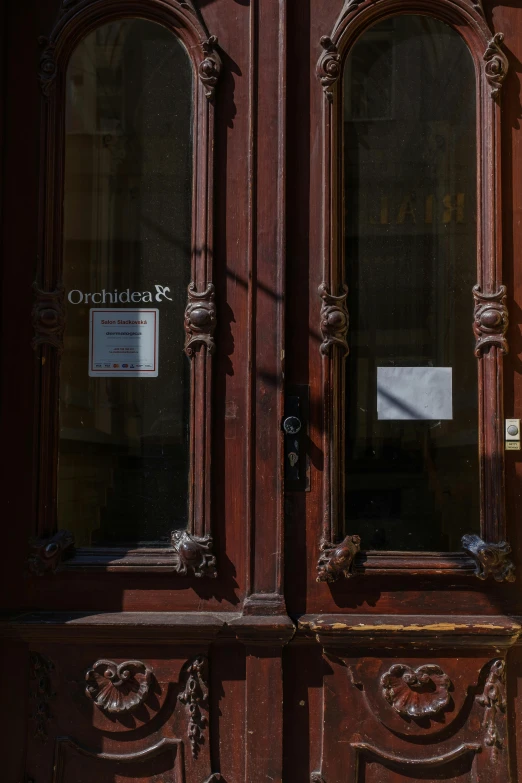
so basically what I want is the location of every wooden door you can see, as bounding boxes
[2,1,522,782]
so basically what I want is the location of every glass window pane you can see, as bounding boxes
[343,15,479,551]
[59,19,193,546]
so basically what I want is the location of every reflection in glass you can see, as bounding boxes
[343,16,479,551]
[59,20,193,545]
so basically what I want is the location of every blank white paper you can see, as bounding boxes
[377,367,453,421]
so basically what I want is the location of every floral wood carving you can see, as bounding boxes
[30,652,55,741]
[199,36,221,100]
[316,534,361,582]
[171,530,217,577]
[32,283,66,353]
[477,659,507,759]
[317,37,341,101]
[462,534,516,582]
[184,282,216,356]
[318,283,349,356]
[178,655,209,758]
[484,33,509,99]
[380,664,452,719]
[38,38,57,98]
[473,285,508,356]
[85,660,153,714]
[28,530,75,575]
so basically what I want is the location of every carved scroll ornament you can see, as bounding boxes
[318,283,349,356]
[184,282,216,356]
[462,534,516,582]
[478,659,507,759]
[316,534,360,582]
[484,33,509,99]
[32,283,66,353]
[171,530,217,577]
[199,36,221,100]
[473,285,508,356]
[85,660,153,714]
[38,38,57,98]
[178,655,208,758]
[317,37,341,100]
[28,530,75,575]
[381,664,452,719]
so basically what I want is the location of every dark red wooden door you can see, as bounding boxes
[1,1,522,782]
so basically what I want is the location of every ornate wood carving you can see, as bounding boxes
[28,530,75,575]
[38,38,57,98]
[32,284,66,353]
[199,36,221,100]
[462,534,516,582]
[317,37,341,101]
[477,659,507,759]
[473,284,508,356]
[316,535,360,583]
[171,530,217,577]
[351,742,481,766]
[85,659,153,714]
[318,283,349,356]
[178,655,208,758]
[484,33,509,99]
[380,664,452,719]
[184,282,216,356]
[29,652,55,741]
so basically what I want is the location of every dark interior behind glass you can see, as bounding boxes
[344,15,479,551]
[59,20,192,546]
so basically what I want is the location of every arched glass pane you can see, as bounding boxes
[343,15,479,551]
[59,19,193,546]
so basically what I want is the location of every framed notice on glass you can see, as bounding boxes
[88,309,159,377]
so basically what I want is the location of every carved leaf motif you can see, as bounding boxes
[199,36,221,100]
[27,530,75,575]
[484,33,509,99]
[477,659,506,760]
[171,530,217,577]
[316,535,360,582]
[462,534,516,582]
[184,282,217,356]
[472,285,508,356]
[85,660,153,714]
[38,38,57,98]
[30,652,55,741]
[318,283,349,356]
[178,655,209,758]
[381,664,452,719]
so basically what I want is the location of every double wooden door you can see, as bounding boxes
[2,0,522,781]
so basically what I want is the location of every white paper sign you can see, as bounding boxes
[89,308,159,377]
[377,367,452,420]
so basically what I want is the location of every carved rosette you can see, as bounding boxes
[178,655,209,758]
[318,283,349,356]
[473,285,508,356]
[317,37,341,101]
[38,38,57,98]
[478,659,507,759]
[381,664,452,719]
[30,652,55,741]
[316,534,360,583]
[484,33,509,99]
[28,530,75,575]
[199,36,221,100]
[171,530,217,578]
[32,283,66,353]
[85,660,153,714]
[184,282,216,357]
[462,534,516,582]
